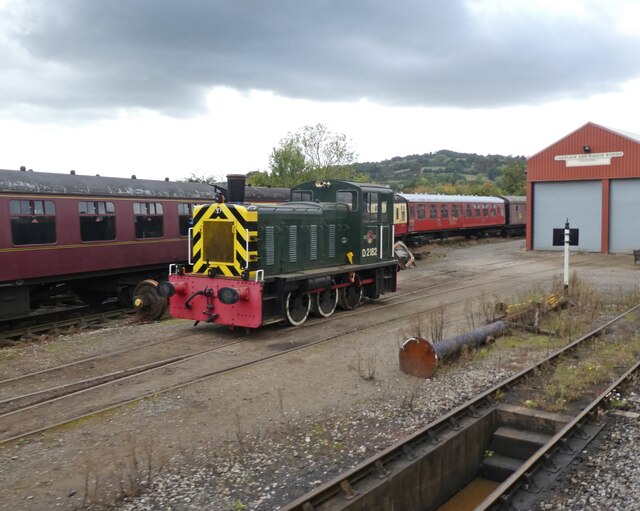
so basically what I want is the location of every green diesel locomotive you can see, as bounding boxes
[160,179,398,328]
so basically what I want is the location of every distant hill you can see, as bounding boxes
[355,150,526,193]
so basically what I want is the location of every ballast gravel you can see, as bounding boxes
[117,338,640,511]
[118,362,515,511]
[536,389,640,511]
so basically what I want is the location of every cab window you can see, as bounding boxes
[292,190,313,202]
[363,192,379,223]
[336,191,357,211]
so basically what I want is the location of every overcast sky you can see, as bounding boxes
[1,0,639,181]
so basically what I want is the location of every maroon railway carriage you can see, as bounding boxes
[395,193,508,242]
[0,168,221,321]
[500,195,526,236]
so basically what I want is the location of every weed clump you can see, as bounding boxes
[533,334,640,412]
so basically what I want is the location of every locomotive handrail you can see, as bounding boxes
[187,227,193,265]
[245,228,250,269]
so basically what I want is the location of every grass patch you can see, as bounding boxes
[0,349,21,361]
[534,334,640,412]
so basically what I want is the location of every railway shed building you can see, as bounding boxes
[526,122,640,254]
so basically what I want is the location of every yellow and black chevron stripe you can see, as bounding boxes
[191,203,258,277]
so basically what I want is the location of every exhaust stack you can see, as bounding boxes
[226,174,246,203]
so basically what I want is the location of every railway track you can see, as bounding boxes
[0,245,603,346]
[0,333,246,414]
[282,304,640,511]
[0,258,576,446]
[0,301,130,343]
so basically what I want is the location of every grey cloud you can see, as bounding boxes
[1,0,638,118]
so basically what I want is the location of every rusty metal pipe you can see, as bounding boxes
[399,321,506,378]
[434,320,506,361]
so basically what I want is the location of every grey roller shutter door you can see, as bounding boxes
[533,181,601,252]
[609,179,640,254]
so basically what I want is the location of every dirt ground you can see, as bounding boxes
[1,239,639,510]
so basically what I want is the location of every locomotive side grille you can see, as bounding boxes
[289,225,297,263]
[202,220,234,264]
[265,226,274,265]
[310,224,318,260]
[329,224,336,258]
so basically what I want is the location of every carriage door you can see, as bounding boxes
[408,203,416,232]
[361,192,388,260]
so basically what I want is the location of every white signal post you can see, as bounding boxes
[563,219,570,292]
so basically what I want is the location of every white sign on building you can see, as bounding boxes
[554,151,624,167]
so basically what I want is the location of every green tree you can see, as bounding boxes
[297,123,357,180]
[431,153,449,167]
[477,181,501,196]
[182,171,223,185]
[268,138,306,187]
[244,170,271,186]
[501,161,526,195]
[247,123,361,187]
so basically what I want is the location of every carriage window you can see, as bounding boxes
[429,205,437,219]
[78,201,116,241]
[178,203,195,236]
[417,204,426,220]
[466,205,473,218]
[10,199,57,245]
[363,192,379,223]
[491,206,497,217]
[451,205,459,218]
[483,205,489,217]
[475,205,481,217]
[134,202,164,238]
[441,205,448,219]
[293,190,313,202]
[337,191,356,211]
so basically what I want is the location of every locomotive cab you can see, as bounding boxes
[291,180,395,266]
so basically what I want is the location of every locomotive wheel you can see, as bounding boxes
[338,285,363,311]
[312,288,338,318]
[285,290,311,326]
[133,279,167,321]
